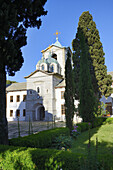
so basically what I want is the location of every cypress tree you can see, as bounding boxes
[72,11,112,99]
[0,0,47,145]
[78,29,97,122]
[64,48,75,133]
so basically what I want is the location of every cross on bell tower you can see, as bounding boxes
[54,30,61,40]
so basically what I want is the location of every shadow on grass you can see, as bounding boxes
[71,124,113,156]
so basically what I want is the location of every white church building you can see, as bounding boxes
[6,34,79,122]
[6,33,113,122]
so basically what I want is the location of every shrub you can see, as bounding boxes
[93,117,106,128]
[76,122,91,132]
[0,144,85,170]
[9,127,70,148]
[0,145,113,169]
[51,135,72,150]
[104,117,113,124]
[71,125,81,138]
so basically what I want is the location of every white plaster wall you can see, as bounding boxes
[55,87,81,122]
[55,87,65,121]
[7,90,27,121]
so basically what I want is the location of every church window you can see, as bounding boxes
[10,96,13,102]
[51,65,54,72]
[61,91,64,99]
[23,109,26,117]
[37,87,40,93]
[16,109,20,117]
[16,95,20,102]
[29,90,32,94]
[61,104,65,115]
[41,65,44,70]
[23,95,26,102]
[10,110,13,117]
[52,53,57,60]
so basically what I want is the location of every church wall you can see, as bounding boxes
[52,76,63,117]
[55,87,65,121]
[7,90,27,121]
[25,73,56,121]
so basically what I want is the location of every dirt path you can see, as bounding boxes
[8,121,66,139]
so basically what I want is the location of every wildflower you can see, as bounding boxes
[67,149,69,151]
[88,122,91,126]
[61,147,65,151]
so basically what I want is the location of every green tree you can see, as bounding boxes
[72,11,112,99]
[64,48,75,133]
[78,29,97,122]
[6,80,17,85]
[0,0,47,145]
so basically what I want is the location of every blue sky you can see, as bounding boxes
[7,0,113,82]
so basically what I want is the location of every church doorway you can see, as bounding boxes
[36,105,45,121]
[39,106,45,121]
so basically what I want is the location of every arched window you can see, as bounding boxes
[52,53,57,60]
[37,87,40,93]
[51,65,54,72]
[41,65,44,70]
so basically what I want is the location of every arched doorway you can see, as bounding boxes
[39,106,45,120]
[35,105,45,121]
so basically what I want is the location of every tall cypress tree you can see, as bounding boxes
[72,11,112,99]
[0,0,47,145]
[78,29,97,122]
[64,48,75,133]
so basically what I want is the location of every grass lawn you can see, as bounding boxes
[71,124,113,156]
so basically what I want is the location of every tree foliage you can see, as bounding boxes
[72,11,112,99]
[64,48,75,133]
[6,80,17,85]
[0,0,47,145]
[78,29,97,122]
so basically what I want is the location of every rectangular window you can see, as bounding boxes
[16,109,20,117]
[16,95,20,102]
[61,104,65,115]
[10,110,13,117]
[10,96,13,102]
[61,91,64,99]
[23,95,26,102]
[23,109,26,117]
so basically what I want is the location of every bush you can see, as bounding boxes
[104,117,113,124]
[9,127,70,148]
[51,135,72,150]
[0,145,85,170]
[0,145,113,169]
[93,117,106,128]
[76,122,91,132]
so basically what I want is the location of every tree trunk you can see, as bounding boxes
[0,62,8,145]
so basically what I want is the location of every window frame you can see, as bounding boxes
[16,109,20,117]
[61,91,64,99]
[61,104,65,115]
[16,95,20,102]
[10,110,13,117]
[23,109,26,117]
[41,65,45,71]
[23,95,26,102]
[10,96,13,102]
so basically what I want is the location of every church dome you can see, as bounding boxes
[46,56,59,65]
[37,58,48,65]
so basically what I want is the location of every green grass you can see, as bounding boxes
[71,124,113,155]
